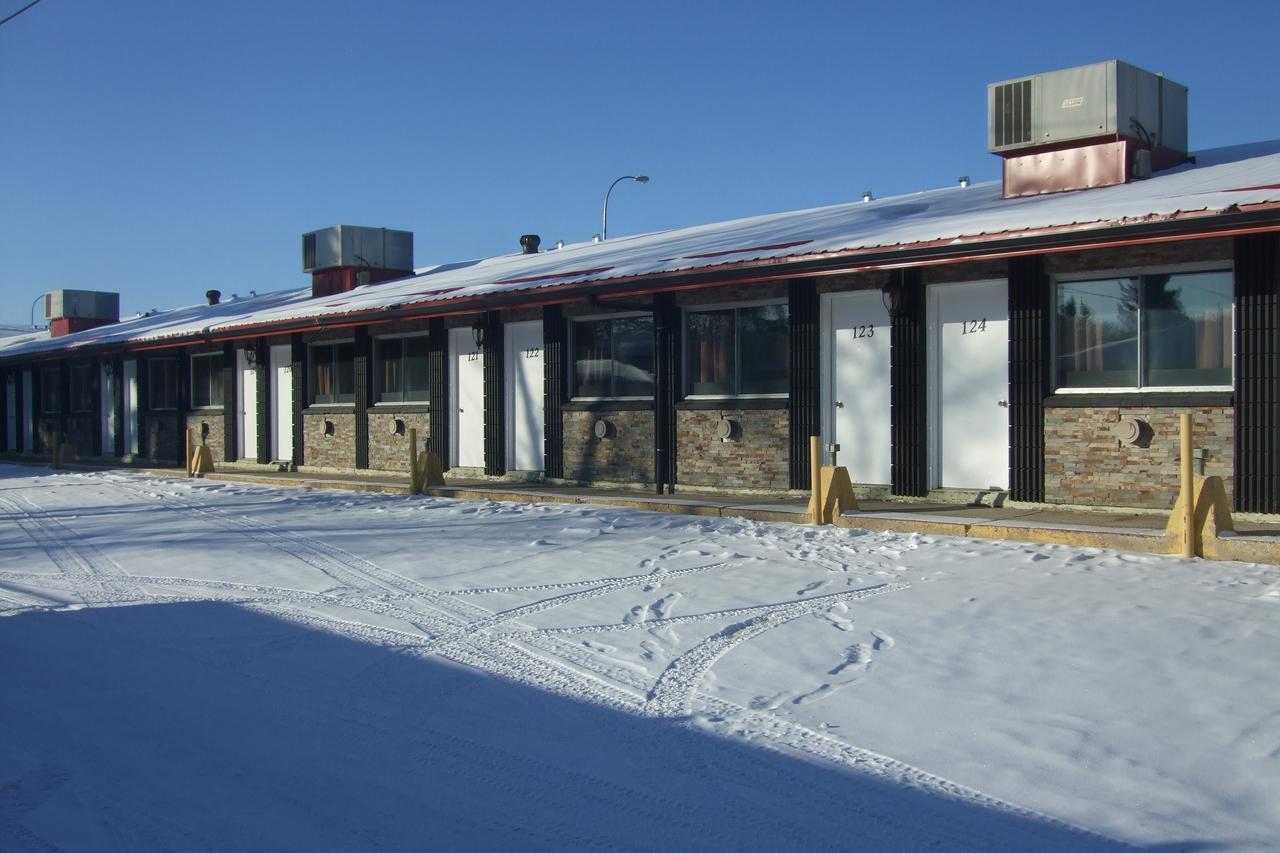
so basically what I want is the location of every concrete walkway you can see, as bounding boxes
[179,465,1280,564]
[9,457,1278,564]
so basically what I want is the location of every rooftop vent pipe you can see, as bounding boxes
[206,289,221,305]
[520,234,541,254]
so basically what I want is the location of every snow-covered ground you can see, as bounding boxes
[2,466,1278,851]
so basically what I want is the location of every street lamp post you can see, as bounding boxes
[602,174,649,240]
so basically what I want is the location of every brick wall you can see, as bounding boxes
[367,410,430,472]
[186,412,225,462]
[304,411,356,469]
[1044,405,1233,509]
[563,409,653,485]
[676,408,790,490]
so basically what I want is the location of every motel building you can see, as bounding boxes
[2,59,1279,516]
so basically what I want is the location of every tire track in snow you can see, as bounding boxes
[0,492,142,605]
[643,583,903,718]
[106,475,434,598]
[528,583,908,637]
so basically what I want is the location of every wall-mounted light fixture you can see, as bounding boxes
[881,280,905,316]
[471,316,489,349]
[243,346,258,367]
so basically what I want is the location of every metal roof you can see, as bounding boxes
[5,140,1280,361]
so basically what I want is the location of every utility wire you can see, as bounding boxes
[0,0,46,29]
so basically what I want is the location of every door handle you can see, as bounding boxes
[997,400,1009,408]
[834,401,844,408]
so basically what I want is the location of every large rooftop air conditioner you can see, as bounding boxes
[988,60,1187,160]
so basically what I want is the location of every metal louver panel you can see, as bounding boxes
[994,79,1033,149]
[353,328,370,469]
[1234,233,1280,513]
[890,270,928,496]
[654,294,679,493]
[427,319,449,469]
[1008,256,1049,502]
[482,312,505,476]
[788,280,819,490]
[542,305,565,479]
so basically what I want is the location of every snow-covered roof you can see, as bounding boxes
[5,140,1280,361]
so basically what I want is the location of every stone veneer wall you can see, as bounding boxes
[186,412,226,462]
[563,409,653,485]
[1044,405,1233,509]
[304,411,356,469]
[676,408,790,490]
[141,414,180,462]
[367,410,431,472]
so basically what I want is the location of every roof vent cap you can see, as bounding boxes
[520,234,541,254]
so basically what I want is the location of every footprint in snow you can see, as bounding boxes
[795,580,830,596]
[871,630,894,651]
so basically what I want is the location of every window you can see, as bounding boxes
[40,366,61,414]
[148,358,179,410]
[1055,269,1232,390]
[573,315,654,398]
[376,336,430,403]
[69,363,95,413]
[311,342,355,404]
[685,303,788,397]
[191,353,225,408]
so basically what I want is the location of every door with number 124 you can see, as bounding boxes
[929,279,1009,490]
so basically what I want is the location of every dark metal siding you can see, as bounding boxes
[222,342,237,463]
[290,336,305,468]
[1008,255,1049,502]
[427,319,449,469]
[542,305,566,479]
[890,270,928,496]
[654,293,679,493]
[114,356,125,458]
[255,343,271,464]
[354,328,370,469]
[15,369,25,453]
[482,312,505,476]
[788,280,819,490]
[1234,233,1280,513]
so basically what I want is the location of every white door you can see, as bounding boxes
[5,375,16,451]
[450,327,485,468]
[270,344,293,463]
[122,360,139,456]
[237,349,258,460]
[505,320,545,472]
[21,369,33,452]
[826,291,892,485]
[100,364,117,456]
[928,279,1009,490]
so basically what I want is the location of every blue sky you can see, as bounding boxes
[3,0,1279,326]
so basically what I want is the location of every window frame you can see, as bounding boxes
[373,332,431,404]
[147,357,179,411]
[1051,262,1234,394]
[681,298,790,400]
[68,362,95,413]
[189,352,225,409]
[39,366,62,414]
[308,340,356,406]
[569,311,656,401]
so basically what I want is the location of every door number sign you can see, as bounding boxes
[960,318,988,334]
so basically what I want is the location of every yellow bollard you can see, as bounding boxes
[809,435,822,524]
[1180,413,1195,558]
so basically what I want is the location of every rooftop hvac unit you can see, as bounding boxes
[988,60,1188,160]
[301,225,414,273]
[44,290,120,322]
